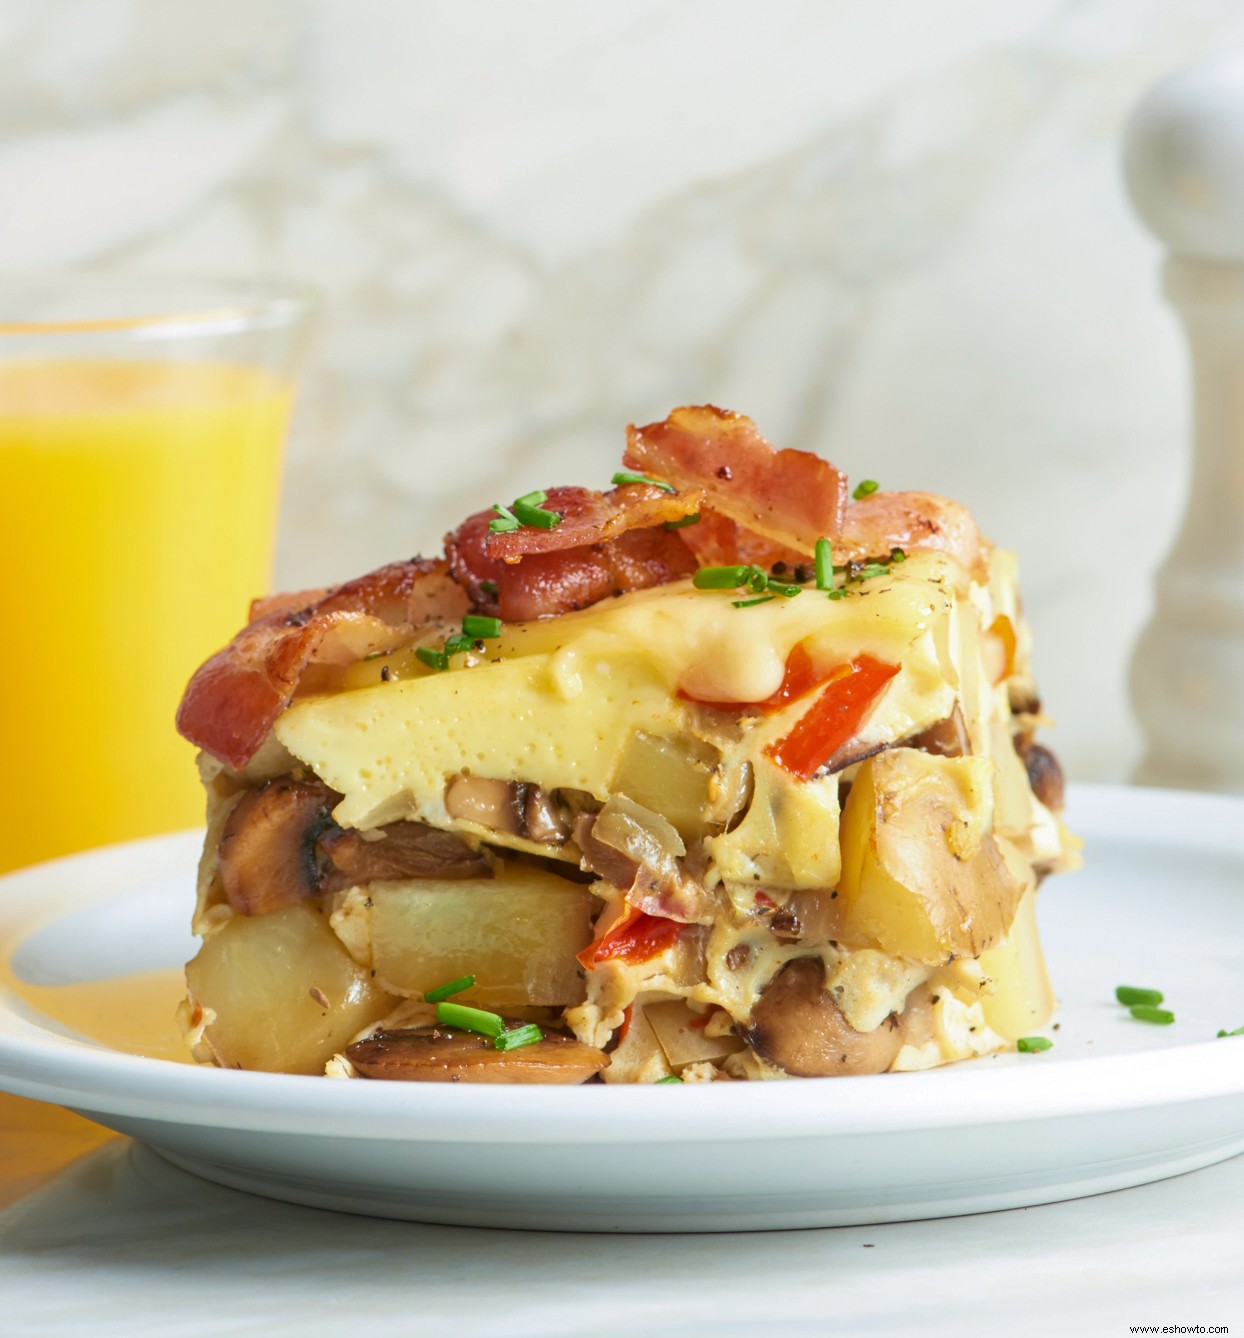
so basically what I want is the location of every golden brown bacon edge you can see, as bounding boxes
[624,405,849,551]
[837,490,985,579]
[176,560,468,771]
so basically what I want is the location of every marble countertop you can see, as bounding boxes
[2,1093,1240,1337]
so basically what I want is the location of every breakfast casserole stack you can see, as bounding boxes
[176,406,1078,1083]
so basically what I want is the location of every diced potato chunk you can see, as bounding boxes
[611,731,719,841]
[976,886,1054,1040]
[837,748,1024,965]
[369,865,594,1007]
[185,903,392,1074]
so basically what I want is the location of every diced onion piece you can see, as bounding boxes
[592,793,685,868]
[645,999,743,1068]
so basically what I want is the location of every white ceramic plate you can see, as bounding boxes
[1,783,1242,1233]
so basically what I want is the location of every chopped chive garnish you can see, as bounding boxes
[655,1075,684,1084]
[480,579,498,595]
[852,562,891,582]
[827,589,848,601]
[612,470,676,494]
[489,503,520,533]
[462,614,502,639]
[732,595,775,609]
[435,1001,505,1037]
[494,1023,544,1052]
[511,490,562,529]
[889,548,906,563]
[694,564,751,590]
[815,537,833,590]
[1130,1005,1175,1025]
[1116,985,1164,1007]
[665,513,701,529]
[416,646,449,671]
[423,974,475,1004]
[1217,1026,1244,1037]
[768,581,802,598]
[1016,1036,1053,1053]
[853,478,879,500]
[694,564,776,593]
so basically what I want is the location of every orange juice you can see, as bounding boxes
[0,360,292,873]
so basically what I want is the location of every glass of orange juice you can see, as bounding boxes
[0,276,316,874]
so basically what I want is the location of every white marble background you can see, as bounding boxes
[4,0,1243,784]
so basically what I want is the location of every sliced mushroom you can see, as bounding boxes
[524,787,572,844]
[219,778,487,915]
[1008,680,1042,718]
[444,774,573,846]
[907,706,970,759]
[318,822,487,890]
[1015,737,1065,812]
[445,775,526,835]
[345,1024,609,1084]
[742,957,903,1077]
[825,707,970,777]
[218,780,338,916]
[821,739,888,775]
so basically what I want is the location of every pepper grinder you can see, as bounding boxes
[1125,52,1244,792]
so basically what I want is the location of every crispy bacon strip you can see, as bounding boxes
[499,528,697,622]
[837,491,985,577]
[447,510,697,622]
[486,484,703,561]
[677,507,809,571]
[176,560,468,770]
[247,587,330,623]
[624,406,847,553]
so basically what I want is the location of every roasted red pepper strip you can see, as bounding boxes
[577,907,682,969]
[756,644,852,712]
[765,655,899,781]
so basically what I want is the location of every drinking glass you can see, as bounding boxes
[0,276,316,873]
